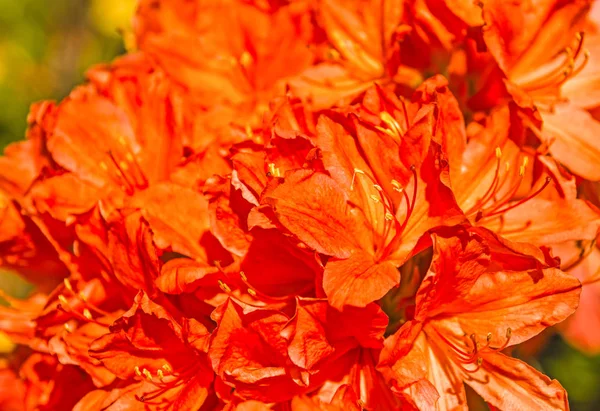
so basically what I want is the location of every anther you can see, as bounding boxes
[143,368,153,382]
[495,147,502,158]
[162,364,172,373]
[391,179,403,192]
[370,194,380,203]
[239,51,253,68]
[157,369,164,381]
[487,333,492,343]
[385,212,394,221]
[83,308,93,320]
[58,295,68,305]
[218,280,232,293]
[135,366,142,377]
[247,288,257,297]
[373,184,383,192]
[63,323,72,333]
[63,278,73,292]
[380,111,402,136]
[245,124,254,138]
[240,271,247,282]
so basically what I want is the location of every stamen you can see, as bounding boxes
[63,278,73,292]
[391,179,403,192]
[82,308,93,320]
[380,111,402,136]
[218,280,232,293]
[239,51,253,68]
[484,177,551,218]
[350,168,365,191]
[135,366,142,377]
[143,368,153,382]
[58,295,69,305]
[162,364,172,374]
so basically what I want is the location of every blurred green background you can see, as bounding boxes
[0,0,135,148]
[0,1,599,409]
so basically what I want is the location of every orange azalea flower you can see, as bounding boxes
[80,291,214,410]
[262,84,464,308]
[448,106,600,246]
[289,0,484,108]
[379,227,581,410]
[134,0,315,128]
[1,0,599,409]
[478,0,600,180]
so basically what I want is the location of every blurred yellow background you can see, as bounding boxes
[0,0,135,148]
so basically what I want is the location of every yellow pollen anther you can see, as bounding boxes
[78,292,87,302]
[354,168,365,175]
[506,328,512,338]
[385,212,394,221]
[522,157,529,167]
[135,366,142,377]
[99,161,108,171]
[162,364,172,373]
[157,369,164,381]
[380,111,395,124]
[83,308,93,320]
[519,165,526,176]
[239,51,253,68]
[370,194,380,203]
[380,111,402,136]
[240,271,247,282]
[327,48,341,60]
[63,278,73,292]
[245,124,254,138]
[267,163,280,177]
[142,368,153,382]
[218,280,232,293]
[58,295,68,305]
[64,323,72,333]
[505,162,510,172]
[373,184,383,192]
[391,179,403,192]
[247,288,257,297]
[487,333,492,342]
[495,147,502,158]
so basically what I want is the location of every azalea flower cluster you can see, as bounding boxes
[1,0,600,410]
